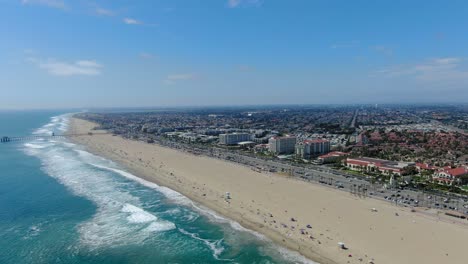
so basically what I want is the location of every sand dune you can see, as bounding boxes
[70,117,468,264]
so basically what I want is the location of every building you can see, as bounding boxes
[317,151,348,164]
[180,132,199,143]
[356,132,369,145]
[416,163,438,172]
[238,141,256,149]
[295,139,330,159]
[432,166,468,185]
[252,137,269,144]
[219,133,252,145]
[253,144,269,154]
[268,136,297,155]
[346,157,415,176]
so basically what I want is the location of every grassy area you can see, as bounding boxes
[423,182,468,195]
[344,169,366,176]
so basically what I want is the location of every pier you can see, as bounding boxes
[1,132,106,143]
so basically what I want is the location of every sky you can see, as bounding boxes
[1,0,468,109]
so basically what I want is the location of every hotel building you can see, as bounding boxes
[295,139,331,159]
[268,136,297,155]
[219,133,252,145]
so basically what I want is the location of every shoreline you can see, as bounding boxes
[95,162,314,263]
[69,116,468,264]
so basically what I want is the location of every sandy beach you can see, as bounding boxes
[69,117,468,264]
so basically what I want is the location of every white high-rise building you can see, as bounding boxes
[295,139,330,159]
[219,133,252,145]
[268,136,297,154]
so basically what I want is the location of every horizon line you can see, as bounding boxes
[1,102,468,112]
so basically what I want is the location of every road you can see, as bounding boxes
[350,109,358,128]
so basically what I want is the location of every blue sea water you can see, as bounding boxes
[0,111,314,264]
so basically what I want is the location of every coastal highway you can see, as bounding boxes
[148,138,468,216]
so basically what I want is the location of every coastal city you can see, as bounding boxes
[78,104,468,216]
[4,1,468,263]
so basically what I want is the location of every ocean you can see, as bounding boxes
[0,111,313,264]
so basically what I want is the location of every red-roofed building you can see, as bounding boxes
[370,131,383,142]
[416,163,438,172]
[253,144,269,153]
[346,157,415,176]
[432,166,468,185]
[317,151,348,164]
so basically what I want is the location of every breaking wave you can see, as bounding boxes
[23,115,176,249]
[21,113,316,263]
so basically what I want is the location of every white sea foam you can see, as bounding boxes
[33,114,70,135]
[75,149,115,167]
[44,153,175,248]
[163,208,199,222]
[90,163,316,263]
[23,116,176,250]
[90,163,193,205]
[179,228,227,261]
[145,221,176,232]
[181,210,199,222]
[33,128,51,135]
[122,203,158,223]
[164,208,181,215]
[24,143,47,149]
[23,225,42,239]
[100,166,260,235]
[62,142,76,147]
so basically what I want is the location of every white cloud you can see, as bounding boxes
[123,18,157,27]
[227,0,262,8]
[123,18,142,25]
[377,57,468,82]
[164,74,195,85]
[228,0,241,7]
[75,60,101,68]
[432,57,461,65]
[33,59,102,76]
[21,0,66,9]
[95,7,114,16]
